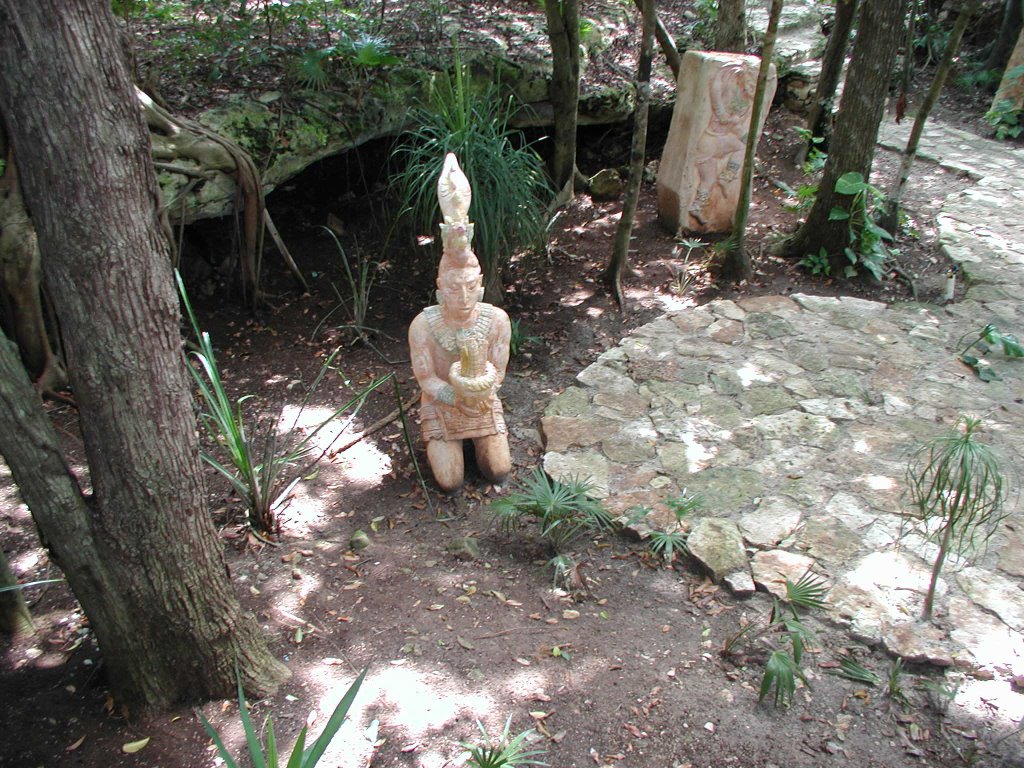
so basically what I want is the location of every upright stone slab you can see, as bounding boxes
[656,51,777,234]
[991,29,1024,120]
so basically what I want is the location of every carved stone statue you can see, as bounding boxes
[657,51,777,234]
[409,154,512,492]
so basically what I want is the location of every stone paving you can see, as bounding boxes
[541,121,1024,676]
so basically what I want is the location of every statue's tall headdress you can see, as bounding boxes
[436,153,480,276]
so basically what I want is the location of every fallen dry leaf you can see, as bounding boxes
[121,737,150,754]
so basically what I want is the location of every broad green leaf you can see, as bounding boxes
[828,206,850,221]
[834,171,866,195]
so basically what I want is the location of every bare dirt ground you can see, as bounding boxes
[2,3,1020,768]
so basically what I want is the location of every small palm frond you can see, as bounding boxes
[666,489,703,521]
[831,653,880,686]
[887,657,909,704]
[759,650,809,707]
[648,530,688,562]
[784,572,829,610]
[294,47,332,90]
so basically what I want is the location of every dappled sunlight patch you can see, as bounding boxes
[860,474,896,491]
[952,678,1024,735]
[735,362,773,387]
[560,287,595,308]
[276,439,392,537]
[333,440,393,487]
[277,404,360,455]
[653,291,696,312]
[304,663,499,768]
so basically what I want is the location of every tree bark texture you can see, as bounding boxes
[722,0,783,283]
[787,0,908,269]
[715,0,747,52]
[796,0,859,165]
[604,0,656,307]
[0,1,287,709]
[546,0,581,199]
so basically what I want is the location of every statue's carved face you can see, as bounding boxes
[438,267,483,318]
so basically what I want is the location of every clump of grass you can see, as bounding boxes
[390,47,551,302]
[461,716,547,768]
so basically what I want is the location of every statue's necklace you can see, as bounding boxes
[424,304,493,355]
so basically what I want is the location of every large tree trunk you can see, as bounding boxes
[546,0,582,203]
[786,0,908,271]
[716,0,747,52]
[721,0,784,283]
[603,0,656,307]
[0,1,288,710]
[796,0,859,165]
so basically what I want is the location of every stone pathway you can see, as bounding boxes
[542,120,1024,676]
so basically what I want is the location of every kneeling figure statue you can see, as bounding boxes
[408,153,512,492]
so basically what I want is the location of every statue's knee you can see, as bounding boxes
[475,436,511,484]
[427,440,464,492]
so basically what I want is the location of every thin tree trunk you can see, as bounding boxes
[0,1,288,709]
[896,0,918,124]
[796,0,859,166]
[984,0,1023,74]
[786,0,908,272]
[880,2,975,234]
[633,0,681,81]
[603,0,656,307]
[715,0,747,52]
[923,521,953,620]
[0,543,34,637]
[722,0,783,283]
[546,0,581,203]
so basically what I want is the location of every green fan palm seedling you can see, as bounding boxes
[462,716,548,768]
[905,416,1008,620]
[490,469,614,584]
[645,489,702,563]
[723,572,829,707]
[200,667,367,768]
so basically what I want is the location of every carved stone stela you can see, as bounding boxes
[656,51,777,234]
[408,154,512,492]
